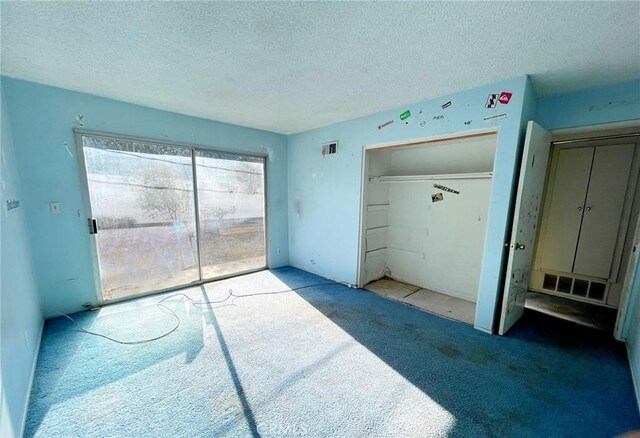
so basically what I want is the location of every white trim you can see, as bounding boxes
[370,172,492,183]
[19,318,44,438]
[615,211,640,340]
[550,119,640,136]
[364,128,498,151]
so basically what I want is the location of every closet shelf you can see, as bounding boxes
[369,172,493,183]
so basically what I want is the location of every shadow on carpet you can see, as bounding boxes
[25,267,639,437]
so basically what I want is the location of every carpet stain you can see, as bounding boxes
[435,344,462,357]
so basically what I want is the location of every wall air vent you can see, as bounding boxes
[322,141,338,157]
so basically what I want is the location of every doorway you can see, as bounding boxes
[499,122,640,336]
[76,131,267,302]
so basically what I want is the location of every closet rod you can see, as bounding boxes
[551,132,640,146]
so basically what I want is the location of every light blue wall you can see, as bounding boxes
[536,79,640,130]
[625,255,640,409]
[288,76,531,333]
[1,77,289,317]
[1,83,43,437]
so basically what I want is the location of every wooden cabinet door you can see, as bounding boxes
[573,144,635,278]
[540,147,593,273]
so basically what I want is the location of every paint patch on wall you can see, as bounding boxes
[258,144,276,161]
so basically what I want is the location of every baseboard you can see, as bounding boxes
[626,342,640,414]
[287,264,357,288]
[19,317,44,438]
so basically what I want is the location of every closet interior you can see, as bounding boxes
[359,133,497,325]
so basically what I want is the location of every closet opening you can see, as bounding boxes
[357,132,498,325]
[525,125,640,336]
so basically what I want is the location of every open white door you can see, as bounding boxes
[499,121,552,335]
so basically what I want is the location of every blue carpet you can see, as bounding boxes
[26,267,639,437]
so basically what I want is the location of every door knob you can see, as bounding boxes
[509,243,526,250]
[586,206,592,211]
[577,206,583,211]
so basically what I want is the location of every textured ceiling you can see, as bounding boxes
[1,2,639,134]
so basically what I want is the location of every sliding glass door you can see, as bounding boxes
[78,133,266,302]
[195,151,266,280]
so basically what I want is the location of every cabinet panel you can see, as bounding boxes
[573,144,635,278]
[540,147,593,273]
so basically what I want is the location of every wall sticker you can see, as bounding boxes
[6,199,20,211]
[441,101,452,109]
[419,120,427,128]
[483,113,508,123]
[378,119,394,130]
[431,193,444,203]
[499,92,512,104]
[464,120,472,125]
[433,115,444,120]
[400,110,411,121]
[485,94,498,108]
[433,183,460,194]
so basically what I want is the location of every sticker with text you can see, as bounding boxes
[441,101,452,109]
[486,94,498,108]
[499,92,512,104]
[483,113,508,123]
[400,110,411,121]
[6,200,20,211]
[378,119,394,130]
[433,184,460,194]
[431,193,444,203]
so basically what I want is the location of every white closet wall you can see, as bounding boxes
[361,134,497,303]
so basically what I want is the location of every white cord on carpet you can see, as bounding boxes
[56,282,335,345]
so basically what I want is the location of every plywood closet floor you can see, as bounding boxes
[364,278,475,325]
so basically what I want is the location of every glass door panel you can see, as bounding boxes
[81,135,199,301]
[195,150,266,280]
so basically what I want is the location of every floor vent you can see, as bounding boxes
[542,273,606,303]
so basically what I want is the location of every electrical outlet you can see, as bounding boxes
[50,202,61,213]
[277,248,281,255]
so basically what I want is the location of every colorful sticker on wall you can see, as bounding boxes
[483,113,508,123]
[378,119,394,130]
[441,101,452,109]
[499,92,512,104]
[431,193,444,203]
[400,110,411,121]
[464,120,472,125]
[433,184,460,194]
[485,94,498,108]
[419,120,427,128]
[433,115,444,120]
